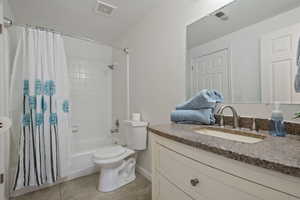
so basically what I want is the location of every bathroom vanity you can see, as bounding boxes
[149,124,300,200]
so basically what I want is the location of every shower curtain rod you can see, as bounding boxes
[4,17,128,52]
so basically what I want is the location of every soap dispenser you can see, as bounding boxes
[270,102,286,137]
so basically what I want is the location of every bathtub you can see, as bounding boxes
[9,137,113,197]
[68,137,113,180]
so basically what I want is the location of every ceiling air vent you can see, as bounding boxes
[95,0,117,16]
[215,11,229,21]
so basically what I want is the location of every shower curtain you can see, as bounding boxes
[10,27,71,190]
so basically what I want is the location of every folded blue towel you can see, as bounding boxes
[295,38,300,93]
[176,89,224,110]
[170,109,215,125]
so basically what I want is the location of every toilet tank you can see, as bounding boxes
[123,120,148,150]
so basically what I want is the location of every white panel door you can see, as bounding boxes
[261,23,300,104]
[191,49,230,102]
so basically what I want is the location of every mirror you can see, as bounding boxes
[186,0,300,104]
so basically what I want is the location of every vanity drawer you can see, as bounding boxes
[157,144,298,200]
[154,172,195,200]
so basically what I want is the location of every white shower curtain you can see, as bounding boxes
[10,27,71,190]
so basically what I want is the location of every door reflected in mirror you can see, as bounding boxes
[186,0,300,105]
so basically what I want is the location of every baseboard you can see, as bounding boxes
[136,165,152,182]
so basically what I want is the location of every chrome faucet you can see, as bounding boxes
[217,105,240,129]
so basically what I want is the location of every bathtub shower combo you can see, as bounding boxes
[7,25,146,196]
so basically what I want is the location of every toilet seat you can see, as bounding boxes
[93,145,135,165]
[94,145,127,160]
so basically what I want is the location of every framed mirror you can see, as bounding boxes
[186,0,300,105]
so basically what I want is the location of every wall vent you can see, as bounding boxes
[95,0,117,16]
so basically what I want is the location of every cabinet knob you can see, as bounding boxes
[190,178,199,186]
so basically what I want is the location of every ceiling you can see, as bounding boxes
[187,0,300,49]
[8,0,162,46]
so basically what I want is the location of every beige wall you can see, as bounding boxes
[112,0,235,177]
[3,0,13,20]
[0,0,5,198]
[1,0,10,199]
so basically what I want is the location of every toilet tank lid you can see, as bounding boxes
[124,120,148,127]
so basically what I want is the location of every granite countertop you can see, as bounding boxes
[148,123,300,177]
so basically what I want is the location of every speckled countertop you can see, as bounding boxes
[148,123,300,177]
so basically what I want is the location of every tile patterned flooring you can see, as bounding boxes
[10,173,151,200]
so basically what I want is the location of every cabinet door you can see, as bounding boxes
[261,23,300,104]
[154,172,195,200]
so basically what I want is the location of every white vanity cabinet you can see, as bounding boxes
[151,134,300,200]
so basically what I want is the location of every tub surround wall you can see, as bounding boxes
[64,36,113,154]
[64,36,113,175]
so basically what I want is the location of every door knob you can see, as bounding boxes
[190,178,199,186]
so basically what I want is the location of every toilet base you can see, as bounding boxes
[98,157,136,192]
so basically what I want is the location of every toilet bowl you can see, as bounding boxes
[94,145,136,192]
[93,120,148,192]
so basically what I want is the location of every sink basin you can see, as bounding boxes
[194,127,265,144]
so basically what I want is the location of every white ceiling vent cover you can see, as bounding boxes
[95,0,117,16]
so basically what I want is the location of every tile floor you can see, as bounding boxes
[10,173,151,200]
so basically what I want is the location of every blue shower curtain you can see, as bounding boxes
[10,27,71,190]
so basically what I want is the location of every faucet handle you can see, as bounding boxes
[215,104,225,115]
[220,115,224,127]
[252,118,256,131]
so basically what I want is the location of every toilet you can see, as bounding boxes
[93,120,148,192]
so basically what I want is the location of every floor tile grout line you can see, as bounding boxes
[59,183,63,200]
